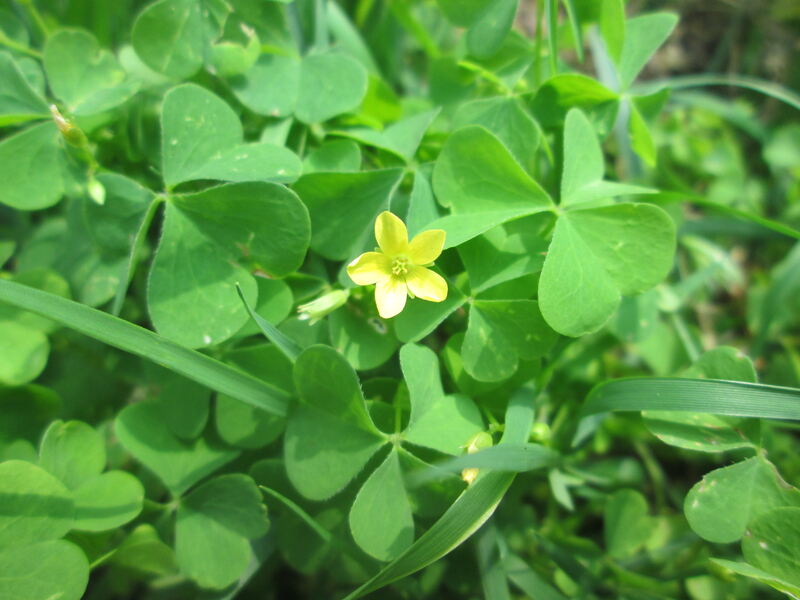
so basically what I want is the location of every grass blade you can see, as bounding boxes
[236,283,302,363]
[0,279,289,416]
[574,377,800,445]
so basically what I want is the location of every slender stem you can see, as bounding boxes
[111,194,164,316]
[0,32,42,58]
[670,311,701,362]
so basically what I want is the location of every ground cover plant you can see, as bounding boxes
[0,0,799,598]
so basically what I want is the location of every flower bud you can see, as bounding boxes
[50,105,88,148]
[297,289,349,325]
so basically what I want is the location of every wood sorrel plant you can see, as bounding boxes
[0,1,799,599]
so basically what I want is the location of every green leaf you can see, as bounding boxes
[115,402,239,496]
[617,13,678,91]
[0,51,49,125]
[161,84,301,188]
[711,559,800,598]
[216,394,285,449]
[528,74,619,134]
[303,139,361,173]
[462,300,556,382]
[436,0,493,27]
[0,385,61,448]
[231,51,368,124]
[742,507,800,588]
[146,367,210,439]
[599,0,625,64]
[575,378,800,445]
[0,321,49,385]
[453,97,540,175]
[400,344,484,455]
[329,305,398,370]
[0,460,73,548]
[230,55,299,117]
[431,126,553,248]
[132,0,229,80]
[43,29,139,115]
[643,347,760,452]
[0,122,64,210]
[604,489,654,559]
[148,182,309,348]
[72,470,144,531]
[296,52,369,124]
[293,168,403,260]
[285,345,386,500]
[110,524,177,576]
[458,216,550,294]
[176,474,269,589]
[684,456,800,544]
[349,448,414,561]
[466,0,518,59]
[539,203,676,336]
[0,539,88,600]
[394,281,467,343]
[561,109,655,206]
[332,109,440,162]
[0,279,290,415]
[342,391,535,599]
[628,102,656,167]
[39,420,105,489]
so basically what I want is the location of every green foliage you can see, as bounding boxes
[0,0,799,598]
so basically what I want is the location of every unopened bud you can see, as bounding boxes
[87,177,106,205]
[50,105,87,148]
[529,422,551,443]
[297,289,349,325]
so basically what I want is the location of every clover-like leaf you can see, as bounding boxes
[0,51,49,125]
[284,345,386,500]
[231,51,368,124]
[176,474,269,589]
[0,460,74,548]
[462,299,557,382]
[431,126,554,247]
[115,402,239,496]
[44,29,139,115]
[148,182,310,348]
[0,123,65,210]
[538,202,676,336]
[132,0,229,80]
[293,168,403,261]
[349,448,414,561]
[684,456,800,544]
[161,84,301,188]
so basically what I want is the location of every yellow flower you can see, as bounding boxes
[347,211,447,319]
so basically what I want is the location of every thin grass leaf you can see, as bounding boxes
[236,283,302,363]
[632,74,800,113]
[342,389,536,600]
[653,192,800,241]
[408,444,559,487]
[574,378,800,445]
[0,279,289,415]
[560,0,583,62]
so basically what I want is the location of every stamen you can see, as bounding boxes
[391,256,409,276]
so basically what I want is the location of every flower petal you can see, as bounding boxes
[375,211,408,256]
[375,277,408,318]
[405,266,447,302]
[408,229,446,265]
[347,252,391,285]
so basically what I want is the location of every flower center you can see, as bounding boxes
[391,256,409,276]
